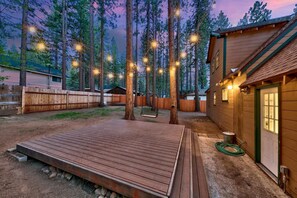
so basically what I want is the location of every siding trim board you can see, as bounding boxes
[223,37,227,78]
[241,21,297,74]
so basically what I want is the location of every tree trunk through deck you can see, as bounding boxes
[168,0,178,124]
[152,14,156,111]
[124,0,135,120]
[175,0,181,110]
[99,0,105,107]
[89,0,95,92]
[145,0,151,106]
[19,0,29,86]
[61,0,67,90]
[134,0,139,107]
[194,43,200,112]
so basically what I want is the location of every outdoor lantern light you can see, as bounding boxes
[36,42,46,51]
[72,60,79,67]
[175,61,180,66]
[180,51,187,59]
[75,43,83,52]
[28,26,37,33]
[151,40,158,49]
[175,8,180,17]
[107,55,113,62]
[228,85,233,90]
[190,34,199,43]
[146,67,151,72]
[119,74,123,79]
[143,57,149,63]
[108,73,114,79]
[93,68,100,75]
[158,68,164,74]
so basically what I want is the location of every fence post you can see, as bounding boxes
[66,91,69,109]
[87,93,90,108]
[21,86,26,114]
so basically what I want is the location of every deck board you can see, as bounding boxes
[16,119,185,198]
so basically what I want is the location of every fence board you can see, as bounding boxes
[0,85,22,115]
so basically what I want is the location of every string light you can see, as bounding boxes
[107,55,113,62]
[158,68,164,74]
[36,42,46,51]
[146,67,151,72]
[28,26,37,33]
[180,51,187,59]
[74,43,83,52]
[190,34,199,43]
[108,73,114,79]
[151,40,158,49]
[129,72,134,78]
[93,69,100,75]
[175,61,180,67]
[175,8,180,17]
[143,57,148,63]
[119,74,123,79]
[72,60,79,67]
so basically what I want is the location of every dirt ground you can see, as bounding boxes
[0,107,288,198]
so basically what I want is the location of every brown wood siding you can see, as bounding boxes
[281,78,297,197]
[226,24,283,72]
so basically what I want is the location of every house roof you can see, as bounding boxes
[185,88,208,96]
[206,15,293,64]
[240,37,297,87]
[0,55,62,77]
[214,15,292,35]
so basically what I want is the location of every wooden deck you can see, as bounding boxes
[16,119,209,198]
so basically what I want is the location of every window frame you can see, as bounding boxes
[222,88,228,102]
[215,50,220,69]
[213,91,217,106]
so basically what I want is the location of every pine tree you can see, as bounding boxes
[212,10,231,30]
[294,4,297,14]
[238,13,249,26]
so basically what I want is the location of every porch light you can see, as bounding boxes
[228,85,233,90]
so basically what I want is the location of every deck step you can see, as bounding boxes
[192,132,209,198]
[171,129,192,198]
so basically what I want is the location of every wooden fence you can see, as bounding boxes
[0,85,22,116]
[0,85,206,115]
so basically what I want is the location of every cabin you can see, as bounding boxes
[0,55,62,89]
[184,89,207,101]
[206,15,297,197]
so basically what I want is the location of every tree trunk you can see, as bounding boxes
[145,0,150,106]
[61,0,67,90]
[134,0,139,107]
[152,14,156,110]
[89,0,95,92]
[124,0,135,120]
[19,0,29,86]
[99,0,105,106]
[194,44,200,112]
[168,0,178,124]
[175,0,181,110]
[79,49,84,91]
[186,48,189,92]
[54,42,58,69]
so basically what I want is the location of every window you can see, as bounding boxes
[222,88,228,102]
[52,76,61,82]
[213,92,217,105]
[263,93,279,133]
[215,51,219,69]
[211,60,215,74]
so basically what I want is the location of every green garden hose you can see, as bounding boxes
[215,142,245,156]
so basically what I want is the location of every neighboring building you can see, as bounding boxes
[184,88,207,101]
[0,55,62,89]
[106,86,142,96]
[206,15,297,196]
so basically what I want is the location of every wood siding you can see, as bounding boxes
[226,24,284,73]
[281,79,297,197]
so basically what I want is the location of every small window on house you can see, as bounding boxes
[211,59,215,74]
[222,88,228,102]
[52,76,61,82]
[213,92,217,105]
[215,51,219,69]
[263,93,279,133]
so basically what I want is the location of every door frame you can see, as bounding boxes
[255,83,281,183]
